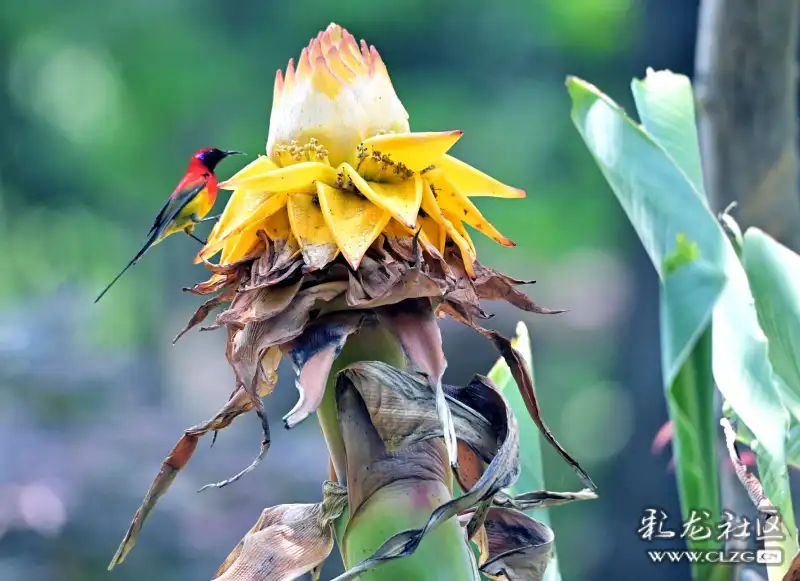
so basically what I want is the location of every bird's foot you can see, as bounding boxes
[186,231,207,245]
[194,213,221,224]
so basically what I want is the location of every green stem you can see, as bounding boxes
[318,322,478,580]
[343,479,474,581]
[317,324,407,483]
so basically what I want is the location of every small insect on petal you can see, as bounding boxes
[342,163,423,229]
[360,130,463,173]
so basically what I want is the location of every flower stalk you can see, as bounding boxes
[316,322,406,483]
[107,23,598,581]
[333,347,477,580]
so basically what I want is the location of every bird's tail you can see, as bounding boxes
[94,233,158,303]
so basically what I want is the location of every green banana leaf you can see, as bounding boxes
[568,70,795,580]
[488,322,561,581]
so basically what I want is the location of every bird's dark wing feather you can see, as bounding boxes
[150,180,207,237]
[96,178,208,304]
[148,196,173,235]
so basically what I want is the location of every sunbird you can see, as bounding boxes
[94,147,245,303]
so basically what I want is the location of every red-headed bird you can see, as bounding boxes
[94,147,245,303]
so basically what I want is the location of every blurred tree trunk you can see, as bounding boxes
[695,4,800,579]
[694,0,800,250]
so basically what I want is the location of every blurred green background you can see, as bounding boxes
[0,1,704,579]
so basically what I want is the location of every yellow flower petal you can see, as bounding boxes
[420,185,475,274]
[426,170,514,247]
[200,192,289,261]
[384,219,413,239]
[219,155,279,190]
[442,215,476,277]
[436,154,526,198]
[219,222,263,265]
[359,131,463,172]
[420,177,446,223]
[418,213,446,254]
[443,211,476,256]
[204,188,266,253]
[287,193,338,270]
[342,163,422,229]
[221,161,337,193]
[316,182,391,269]
[261,208,292,241]
[417,178,453,255]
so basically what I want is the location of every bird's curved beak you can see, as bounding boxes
[222,150,246,156]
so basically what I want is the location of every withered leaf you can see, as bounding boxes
[111,349,282,566]
[230,281,350,391]
[377,298,458,468]
[337,375,451,513]
[218,278,304,326]
[720,418,798,580]
[280,312,365,428]
[174,287,236,344]
[199,347,282,492]
[213,481,348,581]
[476,327,596,492]
[331,363,517,581]
[784,553,800,581]
[228,281,349,463]
[479,507,554,581]
[109,434,199,569]
[245,233,303,290]
[493,488,597,511]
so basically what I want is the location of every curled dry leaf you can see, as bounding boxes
[109,349,281,569]
[377,298,457,468]
[325,361,595,580]
[109,434,199,569]
[280,312,365,428]
[173,287,237,344]
[475,327,596,492]
[459,507,558,581]
[720,418,800,581]
[479,507,555,581]
[493,488,598,512]
[213,481,348,581]
[330,362,519,581]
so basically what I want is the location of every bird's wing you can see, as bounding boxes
[148,196,174,235]
[150,179,208,237]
